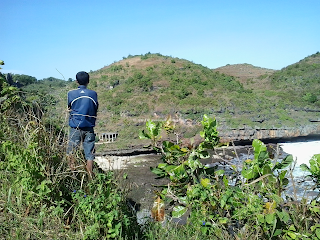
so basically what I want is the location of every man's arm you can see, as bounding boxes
[67,91,72,109]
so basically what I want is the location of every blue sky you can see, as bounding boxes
[1,0,319,80]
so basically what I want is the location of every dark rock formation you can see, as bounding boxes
[218,124,320,143]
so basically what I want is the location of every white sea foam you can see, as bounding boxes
[280,141,320,166]
[277,141,320,200]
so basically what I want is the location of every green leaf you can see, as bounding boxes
[257,214,265,223]
[223,175,229,187]
[275,155,293,170]
[200,178,210,188]
[172,205,188,218]
[262,164,272,175]
[273,229,282,236]
[279,170,287,181]
[178,196,188,205]
[162,141,174,149]
[282,178,289,186]
[287,232,296,239]
[219,217,228,224]
[277,210,290,223]
[139,130,151,140]
[200,131,205,138]
[198,150,209,159]
[289,225,296,231]
[163,164,187,181]
[215,169,225,176]
[200,114,219,146]
[309,154,320,174]
[186,155,203,171]
[316,228,320,239]
[252,139,268,160]
[299,163,310,172]
[241,168,257,180]
[312,154,320,162]
[146,120,157,135]
[150,167,166,178]
[309,159,319,174]
[158,163,168,169]
[265,213,275,224]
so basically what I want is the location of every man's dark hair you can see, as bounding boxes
[76,71,90,85]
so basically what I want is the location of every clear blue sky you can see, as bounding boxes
[1,0,319,80]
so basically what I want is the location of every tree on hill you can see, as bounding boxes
[0,60,5,90]
[11,74,37,86]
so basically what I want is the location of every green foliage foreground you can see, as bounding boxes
[0,83,141,239]
[1,82,320,239]
[140,115,320,240]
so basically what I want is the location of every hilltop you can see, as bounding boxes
[214,63,275,82]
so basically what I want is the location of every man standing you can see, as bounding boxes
[67,71,98,178]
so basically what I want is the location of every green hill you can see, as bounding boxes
[20,52,320,150]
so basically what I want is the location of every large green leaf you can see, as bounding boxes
[215,169,225,176]
[158,163,168,169]
[146,119,160,137]
[274,155,293,170]
[278,170,287,181]
[265,213,276,225]
[150,166,167,178]
[299,163,310,172]
[138,130,151,140]
[310,159,320,174]
[316,228,320,239]
[241,168,256,180]
[241,163,260,180]
[252,139,269,161]
[160,164,188,181]
[172,205,188,218]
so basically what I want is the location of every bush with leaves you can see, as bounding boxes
[140,114,320,239]
[300,154,320,189]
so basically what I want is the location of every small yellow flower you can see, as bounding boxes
[245,159,252,164]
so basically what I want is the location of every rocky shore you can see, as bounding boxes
[218,123,320,143]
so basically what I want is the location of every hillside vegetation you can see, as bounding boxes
[87,52,320,149]
[17,52,320,150]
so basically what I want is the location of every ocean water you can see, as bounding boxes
[280,140,320,177]
[279,140,320,200]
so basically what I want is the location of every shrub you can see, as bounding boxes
[140,115,320,239]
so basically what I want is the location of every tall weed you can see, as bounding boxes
[0,83,141,239]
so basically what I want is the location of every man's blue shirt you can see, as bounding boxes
[68,85,98,128]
